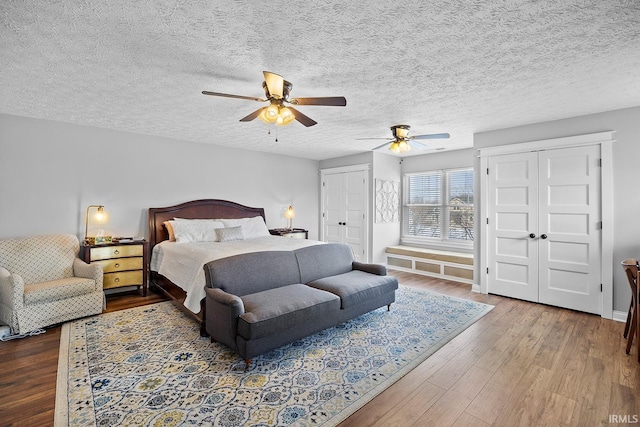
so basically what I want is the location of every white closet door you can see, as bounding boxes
[343,171,366,260]
[321,170,367,262]
[537,145,601,314]
[487,152,539,302]
[487,145,602,314]
[323,173,344,245]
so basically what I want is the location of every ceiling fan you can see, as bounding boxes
[359,125,450,153]
[202,71,347,127]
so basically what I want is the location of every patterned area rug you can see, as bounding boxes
[55,286,493,426]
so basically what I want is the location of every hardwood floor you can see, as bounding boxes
[1,273,638,426]
[0,289,166,427]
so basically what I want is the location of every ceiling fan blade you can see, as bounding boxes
[202,91,266,102]
[263,71,284,99]
[411,133,451,140]
[288,107,317,127]
[355,137,392,140]
[372,141,392,150]
[409,140,429,149]
[239,107,266,122]
[289,96,347,106]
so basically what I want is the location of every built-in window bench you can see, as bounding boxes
[385,245,474,285]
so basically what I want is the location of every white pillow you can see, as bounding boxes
[216,226,245,242]
[171,219,225,243]
[221,216,269,239]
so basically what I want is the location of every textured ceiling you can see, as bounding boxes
[1,1,639,160]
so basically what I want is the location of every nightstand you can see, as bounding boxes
[81,240,149,296]
[269,228,309,239]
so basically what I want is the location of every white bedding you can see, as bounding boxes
[150,235,322,313]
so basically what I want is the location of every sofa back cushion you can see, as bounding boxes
[0,234,79,284]
[204,250,302,296]
[294,243,354,284]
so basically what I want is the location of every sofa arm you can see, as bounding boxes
[0,268,25,310]
[73,258,103,290]
[205,287,244,314]
[205,287,244,351]
[352,261,387,276]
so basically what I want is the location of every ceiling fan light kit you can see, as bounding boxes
[359,124,451,154]
[202,71,346,127]
[257,102,295,126]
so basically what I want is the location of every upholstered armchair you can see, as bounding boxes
[0,234,104,335]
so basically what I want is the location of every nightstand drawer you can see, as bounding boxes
[282,232,306,239]
[90,245,143,261]
[103,270,143,289]
[94,257,143,273]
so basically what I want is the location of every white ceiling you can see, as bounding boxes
[1,1,639,161]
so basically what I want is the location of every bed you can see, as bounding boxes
[148,199,320,335]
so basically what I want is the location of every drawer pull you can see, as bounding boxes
[114,250,120,255]
[114,263,120,268]
[114,278,120,282]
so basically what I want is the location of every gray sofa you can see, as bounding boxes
[203,243,398,366]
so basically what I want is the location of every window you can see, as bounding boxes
[403,168,474,245]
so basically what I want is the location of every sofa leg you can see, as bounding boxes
[245,359,251,370]
[387,303,391,311]
[200,323,208,337]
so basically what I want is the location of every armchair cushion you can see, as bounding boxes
[23,277,97,305]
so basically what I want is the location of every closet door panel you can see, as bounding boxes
[487,152,539,302]
[537,145,601,314]
[323,173,344,244]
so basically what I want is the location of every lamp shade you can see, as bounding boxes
[285,205,294,230]
[84,205,110,244]
[285,205,295,219]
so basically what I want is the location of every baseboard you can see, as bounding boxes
[612,310,628,323]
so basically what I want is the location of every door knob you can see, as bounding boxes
[540,234,548,239]
[529,233,536,238]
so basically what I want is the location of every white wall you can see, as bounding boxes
[371,152,402,263]
[401,148,475,174]
[473,106,640,313]
[0,114,320,241]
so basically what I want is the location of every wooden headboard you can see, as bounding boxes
[148,199,266,250]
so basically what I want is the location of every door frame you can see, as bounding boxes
[478,131,615,319]
[320,163,370,262]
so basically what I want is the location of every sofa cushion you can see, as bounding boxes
[204,251,302,296]
[307,270,399,309]
[23,277,97,305]
[294,243,354,284]
[238,284,340,340]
